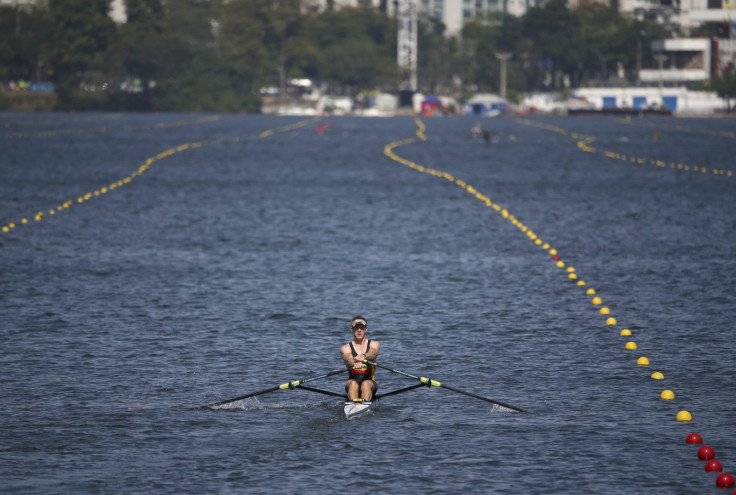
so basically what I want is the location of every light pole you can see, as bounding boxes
[397,0,418,92]
[496,53,512,100]
[591,48,607,85]
[636,30,646,86]
[654,53,667,92]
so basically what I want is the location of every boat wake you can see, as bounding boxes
[211,397,335,411]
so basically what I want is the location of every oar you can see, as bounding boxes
[192,368,348,410]
[365,360,527,413]
[375,383,425,399]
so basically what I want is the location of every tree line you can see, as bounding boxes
[1,0,731,112]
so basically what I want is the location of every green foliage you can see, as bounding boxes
[2,1,724,111]
[300,9,395,93]
[0,5,52,81]
[221,0,302,77]
[157,48,260,112]
[47,0,116,82]
[708,70,736,110]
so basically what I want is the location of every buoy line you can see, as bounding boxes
[1,116,320,236]
[2,113,125,130]
[514,117,734,179]
[384,116,734,490]
[2,114,231,141]
[613,117,736,139]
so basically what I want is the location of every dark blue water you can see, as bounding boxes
[1,112,735,494]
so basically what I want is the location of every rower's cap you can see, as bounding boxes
[351,316,367,328]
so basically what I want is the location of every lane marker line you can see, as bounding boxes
[1,117,320,235]
[384,116,732,488]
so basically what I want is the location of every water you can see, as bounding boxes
[1,112,735,494]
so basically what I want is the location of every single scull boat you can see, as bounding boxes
[193,362,526,416]
[344,398,377,420]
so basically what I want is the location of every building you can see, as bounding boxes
[640,38,712,84]
[388,0,543,37]
[302,0,384,13]
[687,0,736,74]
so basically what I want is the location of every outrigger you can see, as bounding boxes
[192,361,527,419]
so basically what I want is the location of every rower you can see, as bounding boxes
[340,315,380,401]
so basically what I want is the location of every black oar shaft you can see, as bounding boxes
[298,385,347,398]
[193,368,347,410]
[438,383,527,412]
[365,360,526,413]
[375,383,425,399]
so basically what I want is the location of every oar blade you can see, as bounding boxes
[191,384,282,410]
[438,383,527,413]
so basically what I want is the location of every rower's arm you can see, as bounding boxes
[340,344,354,369]
[364,340,380,362]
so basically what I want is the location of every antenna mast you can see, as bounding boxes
[397,0,418,92]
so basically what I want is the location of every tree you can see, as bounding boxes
[116,0,166,83]
[301,8,395,92]
[461,19,502,92]
[709,70,736,111]
[522,0,581,89]
[220,0,302,84]
[0,4,52,82]
[47,0,116,84]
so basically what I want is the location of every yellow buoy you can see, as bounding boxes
[637,356,650,366]
[556,261,565,268]
[625,341,637,350]
[592,297,602,305]
[549,248,557,255]
[600,307,610,315]
[620,328,631,336]
[651,372,664,379]
[569,273,578,280]
[586,288,596,295]
[606,317,617,325]
[567,267,575,273]
[676,410,692,422]
[661,390,675,400]
[577,280,586,286]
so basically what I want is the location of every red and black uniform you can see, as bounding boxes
[348,340,376,385]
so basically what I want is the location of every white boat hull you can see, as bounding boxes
[344,400,376,420]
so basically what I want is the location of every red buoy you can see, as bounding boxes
[705,460,723,472]
[686,433,703,444]
[716,472,734,488]
[552,255,560,260]
[698,445,715,460]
